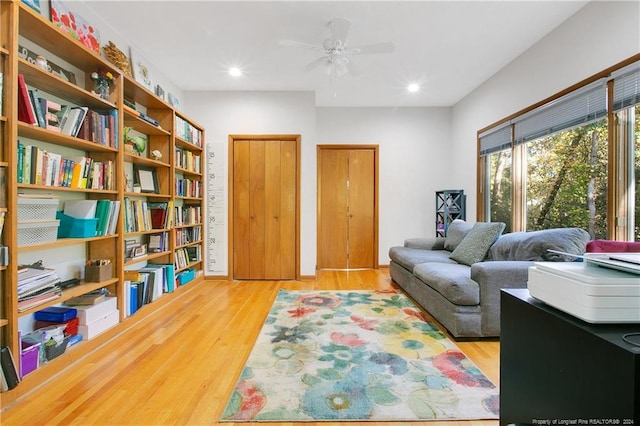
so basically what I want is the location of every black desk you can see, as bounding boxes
[500,288,640,425]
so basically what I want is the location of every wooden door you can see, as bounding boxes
[318,146,378,269]
[233,138,297,279]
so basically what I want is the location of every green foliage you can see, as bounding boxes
[526,120,608,238]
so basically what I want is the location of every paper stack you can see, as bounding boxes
[17,266,61,312]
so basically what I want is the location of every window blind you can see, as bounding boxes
[479,122,512,156]
[612,61,640,111]
[513,79,607,144]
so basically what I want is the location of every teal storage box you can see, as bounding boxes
[178,269,195,285]
[56,212,98,238]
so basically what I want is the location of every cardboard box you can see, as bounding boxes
[78,310,119,340]
[74,297,117,325]
[85,264,113,283]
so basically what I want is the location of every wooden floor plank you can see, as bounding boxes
[1,269,499,425]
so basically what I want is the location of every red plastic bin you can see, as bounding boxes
[35,317,79,337]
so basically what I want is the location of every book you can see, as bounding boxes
[0,346,20,390]
[60,106,88,137]
[65,292,106,306]
[29,89,46,128]
[39,98,62,132]
[17,74,37,124]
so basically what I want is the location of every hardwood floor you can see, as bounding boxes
[0,269,500,425]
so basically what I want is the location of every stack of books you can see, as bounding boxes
[17,266,62,312]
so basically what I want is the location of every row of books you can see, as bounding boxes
[17,143,115,190]
[174,116,202,147]
[17,74,118,148]
[175,148,201,173]
[175,205,201,226]
[175,246,201,270]
[123,198,153,233]
[124,199,199,233]
[175,178,202,198]
[122,264,175,317]
[95,199,120,237]
[175,225,202,247]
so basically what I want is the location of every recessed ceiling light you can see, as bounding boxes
[229,67,242,77]
[407,83,420,93]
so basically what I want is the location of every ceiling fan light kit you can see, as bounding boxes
[279,17,395,79]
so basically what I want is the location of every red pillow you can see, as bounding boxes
[586,239,640,253]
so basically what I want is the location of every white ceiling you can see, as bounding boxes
[80,0,588,107]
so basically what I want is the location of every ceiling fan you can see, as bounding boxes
[279,18,395,78]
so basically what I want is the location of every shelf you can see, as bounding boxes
[176,260,203,273]
[174,223,202,229]
[17,183,118,195]
[18,234,117,250]
[18,3,119,76]
[122,75,171,109]
[176,239,203,250]
[123,107,171,136]
[17,278,118,317]
[123,191,171,200]
[175,136,203,151]
[124,228,170,236]
[0,319,8,327]
[19,59,116,110]
[124,250,171,266]
[175,166,202,177]
[123,153,170,168]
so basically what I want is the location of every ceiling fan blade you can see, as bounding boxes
[328,18,351,43]
[347,42,395,55]
[279,39,325,50]
[303,56,329,71]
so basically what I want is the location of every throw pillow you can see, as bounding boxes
[444,219,473,251]
[450,222,506,266]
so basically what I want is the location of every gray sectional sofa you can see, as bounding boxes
[389,220,590,339]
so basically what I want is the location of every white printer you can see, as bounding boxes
[527,258,640,323]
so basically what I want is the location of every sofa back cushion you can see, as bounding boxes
[486,227,590,261]
[449,222,506,266]
[444,219,473,251]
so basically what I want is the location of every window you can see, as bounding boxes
[524,119,608,236]
[477,55,640,241]
[486,150,512,232]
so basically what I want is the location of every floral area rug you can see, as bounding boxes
[221,289,499,421]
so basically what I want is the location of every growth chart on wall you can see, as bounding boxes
[205,143,226,275]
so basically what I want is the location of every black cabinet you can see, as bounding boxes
[435,190,465,237]
[500,288,640,425]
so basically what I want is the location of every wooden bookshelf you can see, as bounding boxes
[0,0,206,397]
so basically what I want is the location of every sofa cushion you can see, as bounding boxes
[413,263,479,305]
[444,219,473,251]
[486,227,590,261]
[389,246,456,271]
[449,222,506,266]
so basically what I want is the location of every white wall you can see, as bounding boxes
[316,107,451,264]
[451,1,640,219]
[184,91,318,276]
